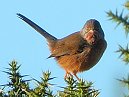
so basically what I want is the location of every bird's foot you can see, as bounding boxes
[64,72,80,81]
[64,72,73,80]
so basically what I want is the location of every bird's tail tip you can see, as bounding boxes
[16,13,25,20]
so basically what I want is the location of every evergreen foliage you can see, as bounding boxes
[107,1,129,96]
[0,61,99,97]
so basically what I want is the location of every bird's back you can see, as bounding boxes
[49,32,87,58]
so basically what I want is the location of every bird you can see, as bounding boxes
[17,13,107,80]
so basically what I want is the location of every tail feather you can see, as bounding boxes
[17,13,57,43]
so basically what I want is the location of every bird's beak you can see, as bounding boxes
[88,29,95,33]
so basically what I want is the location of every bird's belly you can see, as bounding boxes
[56,55,81,73]
[55,49,104,73]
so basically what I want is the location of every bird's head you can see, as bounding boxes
[80,19,104,45]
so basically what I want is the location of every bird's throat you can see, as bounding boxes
[85,31,95,44]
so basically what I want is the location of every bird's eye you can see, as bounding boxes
[94,34,100,40]
[94,27,99,31]
[86,28,91,32]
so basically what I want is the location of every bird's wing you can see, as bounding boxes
[48,32,89,58]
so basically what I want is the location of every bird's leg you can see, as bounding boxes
[72,72,80,81]
[64,71,73,79]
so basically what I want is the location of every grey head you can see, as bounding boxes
[80,19,105,44]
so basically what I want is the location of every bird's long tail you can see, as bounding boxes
[17,13,57,43]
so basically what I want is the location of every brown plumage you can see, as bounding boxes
[17,13,107,80]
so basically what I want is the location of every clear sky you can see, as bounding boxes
[0,0,129,97]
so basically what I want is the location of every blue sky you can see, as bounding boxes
[0,0,128,97]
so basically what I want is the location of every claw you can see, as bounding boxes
[64,71,80,81]
[64,72,73,79]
